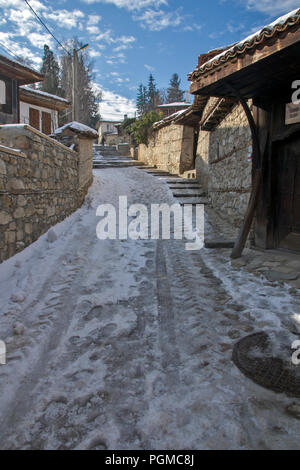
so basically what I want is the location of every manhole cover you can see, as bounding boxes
[232,332,300,397]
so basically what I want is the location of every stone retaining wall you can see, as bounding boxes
[138,123,194,175]
[196,101,252,227]
[0,125,92,263]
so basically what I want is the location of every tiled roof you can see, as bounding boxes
[189,8,300,82]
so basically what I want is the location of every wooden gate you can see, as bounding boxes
[274,135,300,251]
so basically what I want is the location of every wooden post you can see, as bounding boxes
[72,49,78,122]
[223,82,263,259]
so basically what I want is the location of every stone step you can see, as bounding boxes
[168,186,202,190]
[173,192,206,198]
[145,170,174,175]
[166,179,200,184]
[93,164,137,169]
[205,239,235,249]
[179,198,209,205]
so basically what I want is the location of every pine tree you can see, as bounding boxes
[40,45,61,96]
[147,74,157,111]
[167,73,184,103]
[136,84,148,117]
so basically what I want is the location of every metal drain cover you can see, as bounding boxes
[232,332,300,397]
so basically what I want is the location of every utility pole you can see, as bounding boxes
[72,44,89,123]
[72,49,78,122]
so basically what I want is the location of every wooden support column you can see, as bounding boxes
[223,82,263,259]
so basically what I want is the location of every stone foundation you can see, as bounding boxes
[0,125,93,263]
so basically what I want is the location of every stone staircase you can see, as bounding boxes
[93,145,143,169]
[138,168,209,206]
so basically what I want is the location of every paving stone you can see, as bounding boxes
[286,404,300,420]
[227,330,241,340]
[266,271,299,282]
[219,343,232,352]
[231,258,247,268]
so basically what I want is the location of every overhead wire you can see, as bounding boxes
[23,0,71,56]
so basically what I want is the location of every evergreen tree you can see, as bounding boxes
[136,84,148,117]
[40,45,61,96]
[147,74,157,111]
[167,73,184,103]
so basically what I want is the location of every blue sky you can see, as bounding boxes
[0,0,299,119]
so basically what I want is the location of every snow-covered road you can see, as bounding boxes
[0,167,300,450]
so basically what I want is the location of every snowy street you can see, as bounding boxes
[1,167,300,450]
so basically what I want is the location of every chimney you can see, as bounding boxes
[124,114,128,121]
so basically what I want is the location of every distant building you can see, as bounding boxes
[0,54,43,125]
[156,102,191,119]
[97,119,128,146]
[20,87,70,135]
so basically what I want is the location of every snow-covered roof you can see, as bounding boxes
[54,121,98,138]
[20,86,69,104]
[189,8,300,80]
[157,102,190,108]
[153,107,192,129]
[0,53,43,85]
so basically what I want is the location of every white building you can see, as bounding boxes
[97,119,123,145]
[19,87,70,135]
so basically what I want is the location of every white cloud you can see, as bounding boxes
[244,0,300,14]
[134,8,183,31]
[27,32,54,49]
[87,25,101,34]
[97,87,136,120]
[81,0,167,11]
[87,14,102,25]
[144,64,155,72]
[43,9,85,30]
[0,0,45,9]
[89,49,102,57]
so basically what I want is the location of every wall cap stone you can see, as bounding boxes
[0,124,78,155]
[0,144,26,158]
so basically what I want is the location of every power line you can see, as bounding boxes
[23,0,71,56]
[0,42,21,61]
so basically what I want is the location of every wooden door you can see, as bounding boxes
[42,111,51,135]
[29,108,40,131]
[274,135,300,251]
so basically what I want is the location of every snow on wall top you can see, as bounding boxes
[189,7,300,81]
[153,107,191,129]
[54,121,98,138]
[157,102,191,108]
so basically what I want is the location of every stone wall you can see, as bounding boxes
[0,125,92,263]
[138,123,195,175]
[196,101,252,227]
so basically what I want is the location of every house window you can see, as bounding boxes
[0,77,12,114]
[42,111,52,135]
[0,80,6,105]
[29,108,40,131]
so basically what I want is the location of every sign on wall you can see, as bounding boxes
[285,102,300,125]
